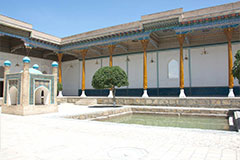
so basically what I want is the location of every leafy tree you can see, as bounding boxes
[233,50,240,84]
[92,66,129,106]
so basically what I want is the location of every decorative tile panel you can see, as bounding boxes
[4,73,21,104]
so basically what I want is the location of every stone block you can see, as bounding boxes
[146,99,153,105]
[97,99,103,104]
[210,99,222,106]
[158,99,168,106]
[168,99,176,105]
[221,100,231,106]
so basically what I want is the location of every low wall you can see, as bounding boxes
[68,106,228,121]
[57,97,240,109]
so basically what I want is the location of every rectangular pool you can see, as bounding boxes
[97,114,229,131]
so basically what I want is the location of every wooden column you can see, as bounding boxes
[141,40,149,90]
[57,53,63,83]
[108,45,115,67]
[81,49,88,92]
[177,34,185,89]
[224,28,234,89]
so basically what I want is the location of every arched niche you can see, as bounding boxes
[168,59,179,79]
[9,86,18,105]
[34,86,50,105]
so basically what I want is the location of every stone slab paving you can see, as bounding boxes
[0,103,240,160]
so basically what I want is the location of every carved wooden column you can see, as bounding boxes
[224,27,235,97]
[57,53,63,84]
[108,44,116,98]
[177,34,186,98]
[80,49,88,97]
[141,39,149,98]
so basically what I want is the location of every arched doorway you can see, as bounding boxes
[0,66,4,97]
[34,86,49,105]
[9,86,18,105]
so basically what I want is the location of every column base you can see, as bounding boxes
[108,90,113,98]
[58,91,63,97]
[179,89,186,98]
[142,89,149,98]
[80,90,87,97]
[228,88,235,98]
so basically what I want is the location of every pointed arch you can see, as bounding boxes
[34,86,50,105]
[9,86,18,105]
[168,59,179,79]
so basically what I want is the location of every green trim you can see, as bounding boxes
[79,40,240,61]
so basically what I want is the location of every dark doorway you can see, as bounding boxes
[0,81,3,97]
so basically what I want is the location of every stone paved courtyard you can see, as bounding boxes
[0,103,240,160]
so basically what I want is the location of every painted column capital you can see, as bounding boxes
[177,34,185,46]
[224,27,234,41]
[80,49,88,57]
[108,45,115,67]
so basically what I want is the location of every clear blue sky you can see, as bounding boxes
[0,0,238,38]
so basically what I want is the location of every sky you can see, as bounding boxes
[0,0,238,38]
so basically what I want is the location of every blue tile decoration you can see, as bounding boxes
[29,74,54,105]
[4,73,21,104]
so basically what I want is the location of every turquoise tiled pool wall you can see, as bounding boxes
[79,86,240,97]
[4,73,21,104]
[29,74,54,105]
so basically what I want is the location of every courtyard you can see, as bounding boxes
[0,103,240,160]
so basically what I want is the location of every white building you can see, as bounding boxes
[0,2,240,98]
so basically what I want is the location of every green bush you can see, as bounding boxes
[92,66,128,106]
[57,82,63,92]
[233,50,240,84]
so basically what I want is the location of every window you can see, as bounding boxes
[168,59,179,79]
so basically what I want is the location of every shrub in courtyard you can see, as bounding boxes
[233,50,240,84]
[57,82,63,95]
[92,66,128,106]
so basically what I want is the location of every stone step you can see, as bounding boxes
[131,107,228,117]
[75,98,97,106]
[69,106,229,121]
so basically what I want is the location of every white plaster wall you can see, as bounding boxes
[102,57,109,67]
[147,52,157,88]
[191,45,228,87]
[85,59,101,89]
[157,49,189,88]
[113,56,127,88]
[128,53,143,88]
[0,51,52,74]
[62,59,80,96]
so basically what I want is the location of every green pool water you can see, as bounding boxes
[98,114,229,131]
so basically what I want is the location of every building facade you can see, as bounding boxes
[0,2,240,97]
